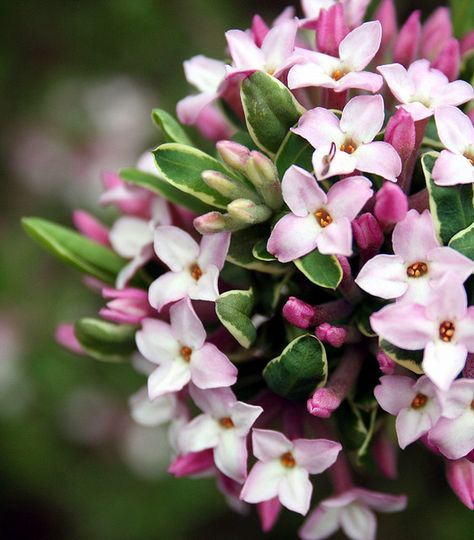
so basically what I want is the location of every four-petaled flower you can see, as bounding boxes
[178,385,263,483]
[267,166,373,261]
[149,226,230,311]
[136,297,237,399]
[293,95,402,181]
[240,429,342,515]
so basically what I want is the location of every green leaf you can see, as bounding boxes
[252,239,276,261]
[75,318,137,363]
[119,167,214,214]
[263,334,328,400]
[22,217,125,284]
[153,143,234,209]
[241,72,305,157]
[450,0,474,37]
[448,222,474,260]
[151,108,193,145]
[228,226,286,274]
[294,249,343,290]
[216,288,256,348]
[275,131,313,178]
[380,339,424,375]
[422,152,474,245]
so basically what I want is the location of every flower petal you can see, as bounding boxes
[109,217,152,258]
[282,165,327,216]
[339,21,382,71]
[423,341,467,391]
[241,461,284,503]
[129,387,176,426]
[340,503,376,540]
[432,151,474,186]
[261,18,298,74]
[226,29,265,70]
[189,385,236,418]
[374,375,416,415]
[198,232,231,271]
[432,80,474,109]
[169,297,206,349]
[336,71,383,93]
[353,488,407,513]
[214,431,248,483]
[288,62,336,90]
[392,209,439,262]
[456,308,474,351]
[190,343,237,389]
[356,254,407,299]
[148,270,194,311]
[183,55,226,93]
[293,439,341,474]
[177,92,217,125]
[136,319,179,363]
[428,247,474,287]
[435,106,474,154]
[154,226,199,271]
[292,108,344,149]
[316,218,353,256]
[312,145,357,180]
[429,412,474,460]
[178,414,221,452]
[267,213,319,263]
[299,504,341,540]
[279,467,312,515]
[327,176,373,221]
[377,63,415,103]
[189,264,220,301]
[252,429,293,461]
[230,401,263,436]
[148,360,191,399]
[340,95,384,145]
[353,142,402,182]
[396,407,435,448]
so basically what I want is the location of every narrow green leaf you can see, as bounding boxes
[75,318,137,363]
[241,72,305,157]
[275,131,313,178]
[151,108,193,145]
[422,151,474,244]
[119,167,214,214]
[153,143,234,209]
[448,222,474,260]
[380,339,424,374]
[216,288,256,348]
[294,250,343,290]
[252,239,277,261]
[22,217,125,284]
[263,334,328,400]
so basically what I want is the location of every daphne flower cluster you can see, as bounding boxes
[25,1,474,538]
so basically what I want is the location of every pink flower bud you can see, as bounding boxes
[461,30,474,57]
[316,323,348,348]
[316,4,349,57]
[373,431,398,479]
[193,212,227,234]
[73,210,110,246]
[168,449,215,477]
[376,350,396,375]
[352,213,384,261]
[421,7,453,61]
[375,182,409,227]
[195,105,232,142]
[258,498,282,533]
[446,459,474,510]
[432,38,461,81]
[282,296,317,329]
[393,11,421,67]
[384,108,416,166]
[374,0,397,62]
[55,324,85,355]
[251,14,269,48]
[100,287,153,325]
[216,140,251,170]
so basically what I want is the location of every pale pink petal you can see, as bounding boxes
[189,385,236,418]
[456,308,474,351]
[339,21,382,71]
[432,151,474,186]
[353,142,402,182]
[374,375,416,415]
[109,216,152,258]
[170,297,206,349]
[189,264,220,301]
[148,270,194,311]
[327,176,373,221]
[136,319,179,363]
[377,63,415,103]
[267,214,320,263]
[370,303,435,349]
[354,489,407,512]
[428,247,474,287]
[316,218,353,256]
[398,102,433,122]
[392,209,439,262]
[293,439,341,474]
[190,343,237,389]
[299,505,341,540]
[154,226,199,271]
[312,145,357,180]
[282,166,327,216]
[115,245,153,289]
[198,232,231,271]
[340,503,376,540]
[241,461,285,503]
[340,95,385,144]
[432,80,474,108]
[439,379,474,419]
[214,431,248,482]
[396,407,434,448]
[356,255,407,299]
[226,29,265,70]
[183,55,226,92]
[279,467,312,515]
[178,414,221,452]
[426,276,467,321]
[434,106,474,154]
[288,62,336,90]
[423,341,467,391]
[230,401,263,437]
[148,360,191,399]
[335,71,383,93]
[429,412,474,460]
[261,18,298,74]
[292,108,344,149]
[129,387,176,426]
[252,429,293,461]
[344,0,371,28]
[177,92,217,125]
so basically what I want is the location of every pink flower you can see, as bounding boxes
[432,106,474,186]
[377,60,474,121]
[293,95,402,181]
[73,210,110,246]
[136,298,237,398]
[148,226,230,311]
[428,378,474,460]
[288,21,383,93]
[356,210,474,304]
[225,18,298,78]
[299,487,407,540]
[241,429,342,515]
[100,170,153,217]
[446,459,474,510]
[267,166,373,261]
[374,375,443,449]
[178,385,263,483]
[370,276,474,391]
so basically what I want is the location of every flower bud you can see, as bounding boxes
[251,14,268,48]
[202,170,258,202]
[55,324,85,355]
[446,459,474,510]
[461,29,474,57]
[216,140,251,171]
[316,4,349,57]
[282,297,317,329]
[384,108,416,166]
[376,350,396,375]
[245,152,283,210]
[315,323,348,348]
[227,198,272,225]
[375,182,409,227]
[193,212,227,234]
[421,7,452,61]
[352,213,384,261]
[258,499,281,533]
[73,210,110,246]
[374,0,397,62]
[432,38,461,82]
[168,449,215,477]
[100,287,153,325]
[393,11,421,67]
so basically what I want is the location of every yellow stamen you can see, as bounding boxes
[411,393,428,409]
[180,346,192,362]
[439,321,455,343]
[280,451,296,468]
[406,261,429,278]
[219,416,234,429]
[340,143,355,154]
[314,208,333,228]
[190,263,203,281]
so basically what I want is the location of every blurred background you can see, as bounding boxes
[1,1,472,538]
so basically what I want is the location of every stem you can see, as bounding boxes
[337,256,363,304]
[399,118,429,193]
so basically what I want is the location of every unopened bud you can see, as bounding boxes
[227,198,272,225]
[282,297,317,329]
[315,323,348,348]
[193,212,227,234]
[374,0,397,62]
[384,108,416,167]
[216,140,251,171]
[245,152,283,210]
[376,350,396,375]
[446,459,474,510]
[352,213,384,261]
[393,11,421,67]
[316,4,349,57]
[375,182,409,227]
[421,7,452,61]
[202,170,258,202]
[432,38,461,82]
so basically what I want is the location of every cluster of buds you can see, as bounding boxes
[25,1,474,538]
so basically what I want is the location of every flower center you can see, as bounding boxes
[439,321,455,342]
[332,69,346,81]
[406,261,429,278]
[190,263,203,281]
[314,208,333,228]
[219,416,234,429]
[340,142,356,154]
[280,451,296,468]
[411,393,428,409]
[180,346,193,362]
